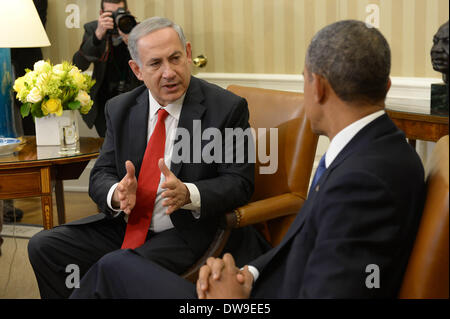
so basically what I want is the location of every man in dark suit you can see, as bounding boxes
[69,20,426,299]
[28,17,267,299]
[72,0,141,137]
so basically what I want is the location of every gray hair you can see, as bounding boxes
[128,16,187,66]
[306,20,391,104]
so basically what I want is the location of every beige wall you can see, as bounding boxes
[42,0,449,78]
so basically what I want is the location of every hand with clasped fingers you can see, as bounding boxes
[196,253,254,299]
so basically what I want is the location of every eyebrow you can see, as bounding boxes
[147,51,183,64]
[169,51,183,57]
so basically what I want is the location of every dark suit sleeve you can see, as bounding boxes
[88,99,121,217]
[193,97,255,220]
[298,170,407,298]
[73,22,106,71]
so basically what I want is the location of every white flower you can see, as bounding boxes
[26,87,43,104]
[52,64,66,78]
[33,60,52,73]
[75,90,91,106]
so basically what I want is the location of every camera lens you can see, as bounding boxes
[117,15,137,34]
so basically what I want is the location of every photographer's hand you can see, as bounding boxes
[118,29,129,45]
[95,11,114,40]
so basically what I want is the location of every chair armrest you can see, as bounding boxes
[182,193,306,283]
[226,193,305,228]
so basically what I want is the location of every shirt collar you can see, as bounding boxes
[325,110,385,168]
[148,90,185,121]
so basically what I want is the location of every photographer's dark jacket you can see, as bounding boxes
[73,20,141,136]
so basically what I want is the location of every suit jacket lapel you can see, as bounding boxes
[128,88,150,177]
[171,76,206,177]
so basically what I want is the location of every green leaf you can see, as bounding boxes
[31,103,44,118]
[68,100,81,110]
[20,103,31,118]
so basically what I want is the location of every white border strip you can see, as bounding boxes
[197,72,442,114]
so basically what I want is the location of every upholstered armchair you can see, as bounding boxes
[182,85,319,282]
[399,135,449,299]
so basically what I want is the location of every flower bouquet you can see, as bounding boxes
[13,60,95,118]
[13,60,95,148]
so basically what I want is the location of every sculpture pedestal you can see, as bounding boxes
[431,83,449,116]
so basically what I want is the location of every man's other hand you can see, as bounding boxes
[159,158,191,215]
[112,160,137,214]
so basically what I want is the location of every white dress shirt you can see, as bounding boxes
[106,90,201,233]
[247,110,386,283]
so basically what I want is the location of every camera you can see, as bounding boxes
[109,8,137,35]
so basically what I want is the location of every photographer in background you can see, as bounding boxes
[73,0,141,137]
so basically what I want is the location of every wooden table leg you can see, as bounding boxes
[55,179,66,225]
[40,167,53,229]
[41,195,53,229]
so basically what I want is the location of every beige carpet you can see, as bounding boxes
[0,236,40,299]
[0,192,97,299]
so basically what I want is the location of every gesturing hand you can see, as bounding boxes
[112,160,137,215]
[159,159,191,215]
[196,253,254,299]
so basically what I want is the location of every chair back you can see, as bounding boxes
[399,135,449,298]
[227,85,318,246]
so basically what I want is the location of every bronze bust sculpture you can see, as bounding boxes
[431,21,449,84]
[430,21,449,115]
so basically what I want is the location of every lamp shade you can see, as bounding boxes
[0,0,50,48]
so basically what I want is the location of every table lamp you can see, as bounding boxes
[0,0,50,138]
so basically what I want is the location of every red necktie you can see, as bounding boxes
[121,108,169,249]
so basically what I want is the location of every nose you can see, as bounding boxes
[432,39,446,53]
[161,62,176,80]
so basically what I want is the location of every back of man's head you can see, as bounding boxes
[306,20,391,105]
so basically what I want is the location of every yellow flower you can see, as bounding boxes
[42,98,63,116]
[13,76,26,95]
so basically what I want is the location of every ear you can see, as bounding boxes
[312,73,326,104]
[185,42,192,63]
[129,60,143,81]
[386,78,392,93]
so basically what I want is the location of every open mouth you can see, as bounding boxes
[163,83,179,91]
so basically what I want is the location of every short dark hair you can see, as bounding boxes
[101,0,127,11]
[306,20,391,105]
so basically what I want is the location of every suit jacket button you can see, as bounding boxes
[315,185,320,192]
